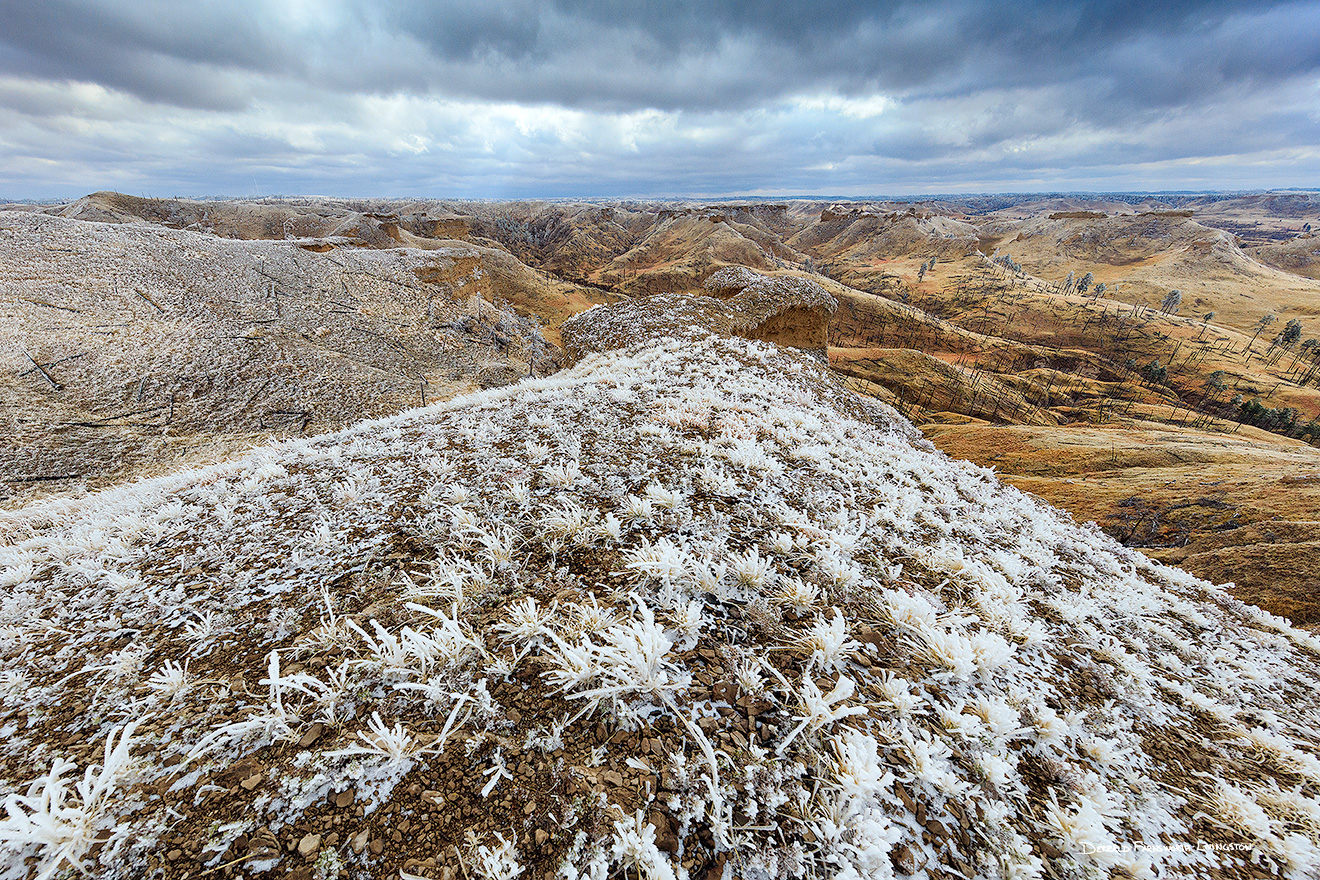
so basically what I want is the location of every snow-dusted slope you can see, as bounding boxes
[2,286,1320,880]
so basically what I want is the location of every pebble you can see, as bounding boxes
[404,858,437,871]
[240,773,263,791]
[297,834,321,857]
[535,829,550,846]
[334,788,354,808]
[299,723,325,747]
[350,830,370,853]
[890,844,918,873]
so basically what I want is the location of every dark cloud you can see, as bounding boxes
[0,0,1316,197]
[373,0,1320,114]
[0,0,284,110]
[3,0,1315,113]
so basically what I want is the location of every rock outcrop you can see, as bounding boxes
[563,268,836,364]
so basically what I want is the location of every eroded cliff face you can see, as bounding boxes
[2,286,1319,880]
[560,269,836,365]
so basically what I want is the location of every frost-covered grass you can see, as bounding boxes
[0,210,558,508]
[2,286,1320,878]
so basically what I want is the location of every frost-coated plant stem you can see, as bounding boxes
[658,690,731,849]
[0,714,148,880]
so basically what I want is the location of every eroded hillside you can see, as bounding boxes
[446,197,1320,625]
[0,211,599,505]
[5,191,1318,626]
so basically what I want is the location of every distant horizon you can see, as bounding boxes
[6,186,1320,208]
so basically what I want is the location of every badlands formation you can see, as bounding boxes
[2,274,1320,879]
[6,193,1318,622]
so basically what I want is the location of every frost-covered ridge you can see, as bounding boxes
[2,294,1320,880]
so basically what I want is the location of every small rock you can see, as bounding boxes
[240,773,263,791]
[890,844,925,873]
[404,858,437,871]
[334,788,354,808]
[535,829,550,846]
[297,834,321,857]
[601,770,624,787]
[323,832,339,847]
[350,830,370,853]
[299,723,325,747]
[422,790,445,806]
[1036,841,1064,861]
[370,837,383,855]
[167,849,183,862]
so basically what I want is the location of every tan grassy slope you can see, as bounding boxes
[923,420,1320,620]
[4,287,1320,879]
[975,212,1320,334]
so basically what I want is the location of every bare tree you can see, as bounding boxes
[1246,314,1276,355]
[1160,289,1182,315]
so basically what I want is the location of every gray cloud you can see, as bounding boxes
[4,1,1314,111]
[0,0,1316,198]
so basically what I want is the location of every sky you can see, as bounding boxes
[1,0,1318,200]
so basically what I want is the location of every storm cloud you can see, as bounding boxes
[0,0,1317,197]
